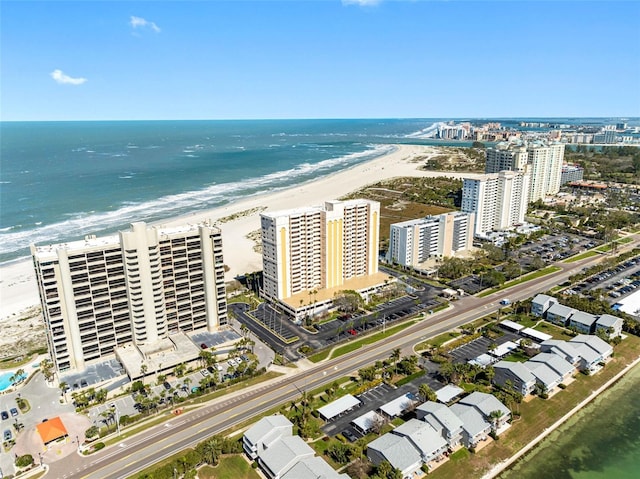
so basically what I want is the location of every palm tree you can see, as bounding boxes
[418,383,436,403]
[140,363,148,383]
[59,381,68,403]
[390,348,401,376]
[489,410,504,432]
[203,437,222,466]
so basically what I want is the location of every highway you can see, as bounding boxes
[43,249,632,479]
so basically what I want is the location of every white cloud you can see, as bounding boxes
[342,0,383,6]
[50,69,87,85]
[130,15,161,33]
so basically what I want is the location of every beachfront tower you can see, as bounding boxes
[261,199,389,319]
[461,171,530,236]
[31,221,227,373]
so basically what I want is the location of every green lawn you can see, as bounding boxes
[477,267,561,298]
[429,334,640,479]
[502,350,530,363]
[198,456,260,479]
[308,321,416,362]
[563,250,599,263]
[415,331,461,351]
[533,322,575,341]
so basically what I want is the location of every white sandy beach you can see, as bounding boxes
[0,144,483,351]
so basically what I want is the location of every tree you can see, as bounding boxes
[418,383,437,403]
[15,455,34,468]
[327,442,352,464]
[489,410,504,432]
[201,437,222,466]
[59,381,68,403]
[390,348,401,376]
[374,460,402,479]
[85,425,99,439]
[139,363,148,382]
[40,359,55,382]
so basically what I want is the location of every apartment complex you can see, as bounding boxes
[31,221,227,373]
[461,171,530,236]
[485,141,565,202]
[388,212,475,268]
[261,200,386,317]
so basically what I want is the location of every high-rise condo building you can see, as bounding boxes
[485,143,528,174]
[485,141,565,202]
[388,212,475,268]
[527,141,565,202]
[261,200,387,318]
[461,171,530,236]
[31,221,227,373]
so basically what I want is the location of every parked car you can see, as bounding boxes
[201,369,210,377]
[163,382,171,390]
[348,329,358,336]
[342,430,357,442]
[10,408,18,417]
[4,429,11,441]
[0,411,8,420]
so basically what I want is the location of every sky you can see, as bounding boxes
[1,0,639,121]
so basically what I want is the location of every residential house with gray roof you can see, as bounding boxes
[532,294,558,317]
[367,433,422,479]
[416,401,464,449]
[257,435,315,479]
[546,303,576,327]
[568,311,598,334]
[280,457,349,479]
[243,414,293,459]
[493,360,537,396]
[459,392,511,430]
[529,352,575,382]
[449,403,491,448]
[525,361,563,394]
[595,314,624,338]
[570,334,613,362]
[393,419,449,465]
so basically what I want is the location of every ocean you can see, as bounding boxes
[0,119,444,265]
[499,363,640,479]
[1,117,635,266]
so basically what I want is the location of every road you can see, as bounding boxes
[45,249,633,479]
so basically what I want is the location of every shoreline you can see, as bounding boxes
[482,354,640,479]
[0,144,483,331]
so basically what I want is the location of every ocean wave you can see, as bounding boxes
[405,122,443,139]
[0,144,393,259]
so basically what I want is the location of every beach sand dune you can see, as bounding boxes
[0,144,481,353]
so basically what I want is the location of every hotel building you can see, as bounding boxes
[261,200,387,318]
[485,141,565,202]
[388,212,475,268]
[561,164,585,185]
[31,221,228,374]
[461,171,530,236]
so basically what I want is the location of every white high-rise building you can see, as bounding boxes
[485,143,528,173]
[31,221,227,373]
[485,141,565,202]
[461,171,530,236]
[388,212,475,268]
[261,200,386,317]
[527,142,565,202]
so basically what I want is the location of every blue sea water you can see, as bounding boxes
[1,117,636,265]
[0,119,448,264]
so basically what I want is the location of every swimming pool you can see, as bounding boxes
[0,371,27,392]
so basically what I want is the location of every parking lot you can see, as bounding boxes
[321,373,445,440]
[447,330,521,364]
[570,257,640,304]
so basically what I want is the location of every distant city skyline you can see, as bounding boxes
[2,1,639,121]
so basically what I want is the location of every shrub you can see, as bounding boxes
[85,425,99,439]
[15,454,34,468]
[93,442,105,452]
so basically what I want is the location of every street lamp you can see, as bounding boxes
[38,452,42,465]
[111,404,121,436]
